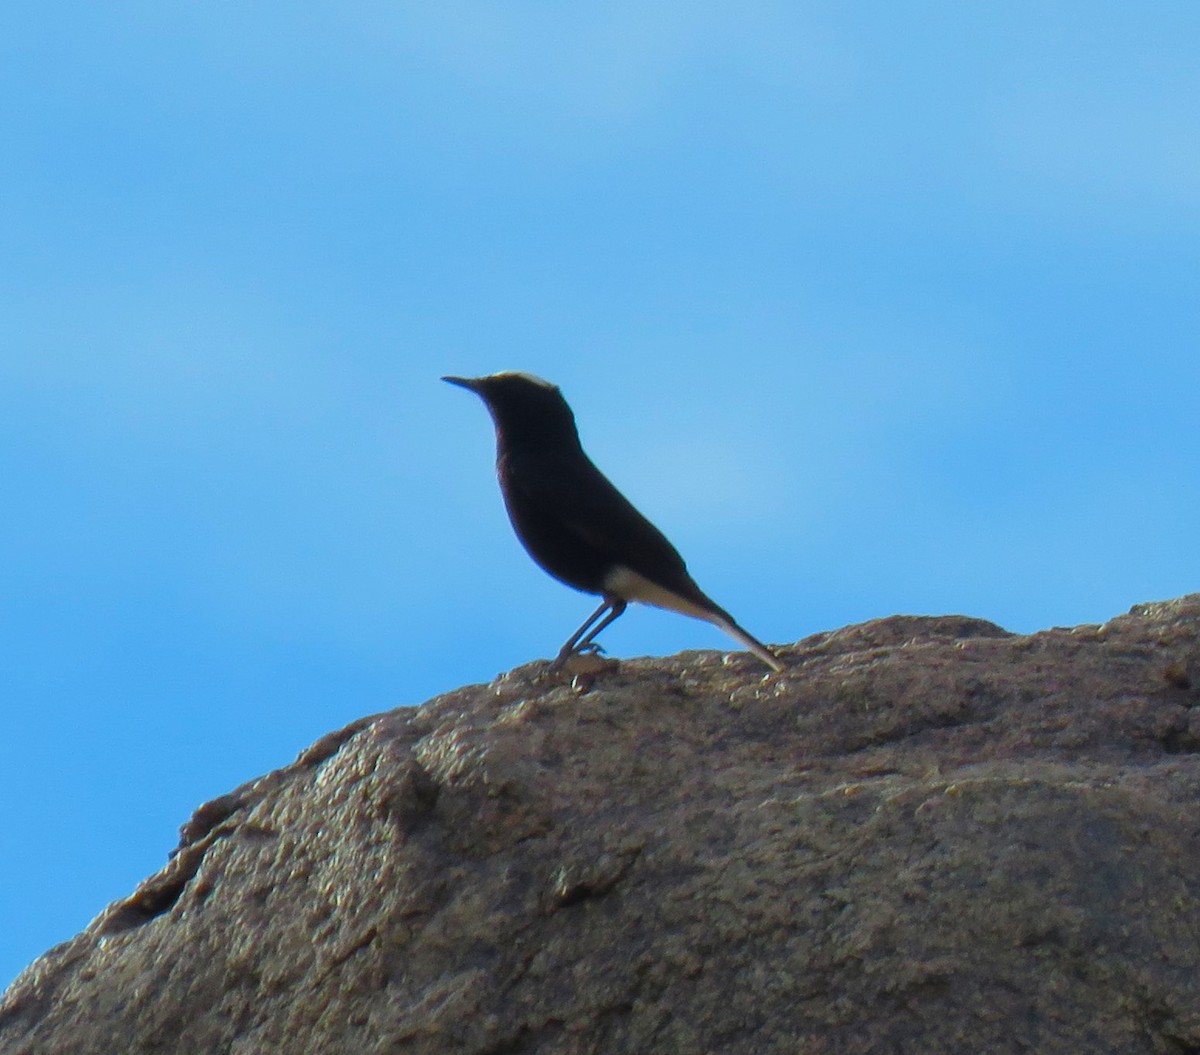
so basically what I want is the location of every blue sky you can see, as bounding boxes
[3,3,1198,988]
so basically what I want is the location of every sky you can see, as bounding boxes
[3,2,1198,990]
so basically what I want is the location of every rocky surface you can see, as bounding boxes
[3,596,1200,1055]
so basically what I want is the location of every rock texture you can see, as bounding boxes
[4,597,1200,1055]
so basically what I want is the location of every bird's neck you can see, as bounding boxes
[492,419,584,458]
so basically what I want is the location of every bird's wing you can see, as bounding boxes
[501,447,703,595]
[500,446,782,671]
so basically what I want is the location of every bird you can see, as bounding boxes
[443,371,784,672]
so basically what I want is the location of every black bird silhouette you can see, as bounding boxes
[443,372,783,672]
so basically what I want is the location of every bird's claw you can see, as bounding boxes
[548,641,613,675]
[573,642,607,657]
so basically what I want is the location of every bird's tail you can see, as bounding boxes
[707,612,786,672]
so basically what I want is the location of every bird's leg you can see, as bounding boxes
[574,598,627,653]
[551,598,613,668]
[551,596,627,670]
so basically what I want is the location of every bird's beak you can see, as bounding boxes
[441,375,482,393]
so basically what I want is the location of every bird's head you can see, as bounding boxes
[442,372,580,449]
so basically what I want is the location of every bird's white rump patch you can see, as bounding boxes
[605,565,785,671]
[603,566,714,621]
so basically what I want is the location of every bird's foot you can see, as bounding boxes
[573,642,607,657]
[549,643,616,676]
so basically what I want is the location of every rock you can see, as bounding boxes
[3,596,1200,1055]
